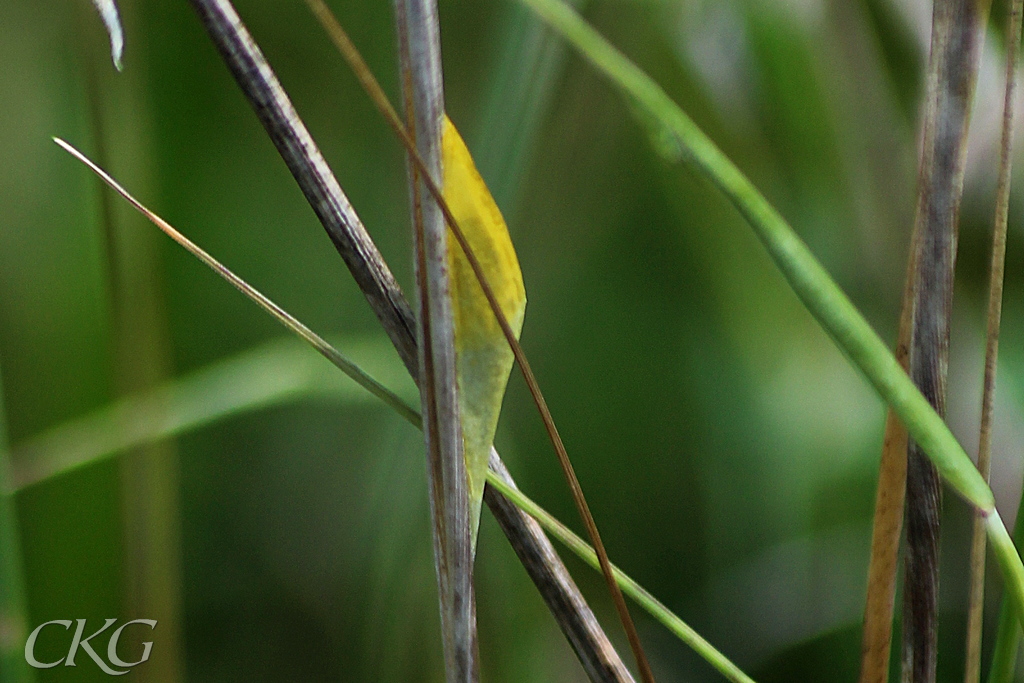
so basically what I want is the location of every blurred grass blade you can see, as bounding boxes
[512,0,1024,621]
[0,368,34,683]
[470,0,586,209]
[987,482,1024,683]
[11,335,414,489]
[393,2,479,679]
[89,0,123,70]
[972,2,1024,680]
[76,18,183,675]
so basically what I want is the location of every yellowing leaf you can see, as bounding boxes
[442,115,526,550]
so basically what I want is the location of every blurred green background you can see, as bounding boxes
[3,0,1024,680]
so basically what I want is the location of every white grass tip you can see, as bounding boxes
[90,0,124,71]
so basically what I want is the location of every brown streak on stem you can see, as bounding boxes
[964,3,1022,682]
[858,90,925,682]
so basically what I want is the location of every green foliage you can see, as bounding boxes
[3,0,1024,680]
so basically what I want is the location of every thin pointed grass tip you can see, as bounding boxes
[90,0,124,70]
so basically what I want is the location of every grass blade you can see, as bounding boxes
[76,19,185,676]
[987,479,1024,683]
[968,2,1024,680]
[513,0,987,541]
[858,0,948,675]
[11,335,414,490]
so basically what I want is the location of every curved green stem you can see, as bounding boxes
[987,500,1024,683]
[987,513,1024,683]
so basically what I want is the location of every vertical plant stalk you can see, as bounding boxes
[185,2,634,680]
[394,1,479,679]
[0,369,32,683]
[77,5,184,681]
[904,2,987,682]
[856,10,944,678]
[858,172,916,683]
[965,3,1023,682]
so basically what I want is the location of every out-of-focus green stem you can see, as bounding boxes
[12,336,416,490]
[987,494,1024,683]
[0,367,33,683]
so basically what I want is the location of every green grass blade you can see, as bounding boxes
[986,488,1024,683]
[52,137,421,432]
[11,336,417,490]
[988,513,1024,659]
[0,368,34,682]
